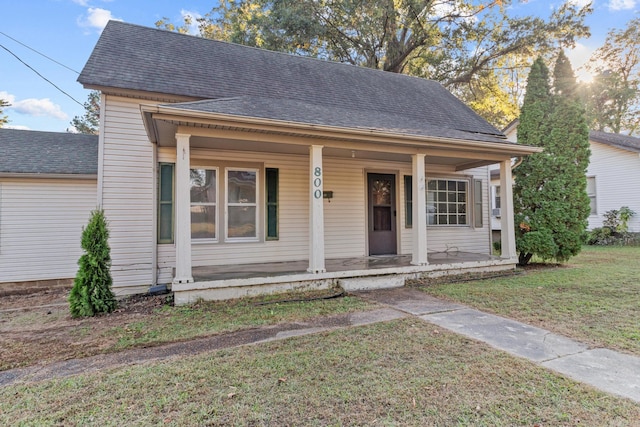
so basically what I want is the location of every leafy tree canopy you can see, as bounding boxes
[69,90,100,135]
[581,17,639,135]
[157,0,592,127]
[0,98,10,128]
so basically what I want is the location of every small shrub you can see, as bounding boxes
[69,209,117,317]
[591,207,638,246]
[618,206,636,233]
[587,227,613,245]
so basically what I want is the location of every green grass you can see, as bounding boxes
[106,293,373,349]
[417,246,640,356]
[0,291,375,371]
[2,319,639,426]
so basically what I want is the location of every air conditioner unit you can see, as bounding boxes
[492,208,501,217]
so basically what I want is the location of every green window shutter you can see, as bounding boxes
[158,163,175,244]
[266,168,279,240]
[404,175,412,228]
[474,179,483,228]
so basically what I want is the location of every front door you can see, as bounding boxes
[368,173,397,255]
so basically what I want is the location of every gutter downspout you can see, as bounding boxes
[151,141,158,287]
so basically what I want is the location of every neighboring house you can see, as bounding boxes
[78,21,539,304]
[0,129,98,292]
[585,131,640,232]
[492,121,640,236]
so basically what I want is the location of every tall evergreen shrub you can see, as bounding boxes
[514,53,591,265]
[69,209,117,317]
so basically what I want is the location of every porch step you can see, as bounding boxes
[338,274,405,291]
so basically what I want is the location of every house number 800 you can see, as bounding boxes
[313,167,322,199]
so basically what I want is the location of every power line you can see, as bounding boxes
[0,31,80,74]
[0,43,84,107]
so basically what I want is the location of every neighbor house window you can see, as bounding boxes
[587,176,597,215]
[190,168,217,240]
[491,185,501,217]
[158,163,174,244]
[226,168,258,240]
[427,178,468,225]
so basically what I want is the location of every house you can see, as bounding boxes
[496,121,640,234]
[0,128,98,293]
[77,21,539,304]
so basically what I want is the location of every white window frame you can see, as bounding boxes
[190,167,219,242]
[225,167,260,242]
[426,177,470,226]
[587,176,597,216]
[491,185,501,217]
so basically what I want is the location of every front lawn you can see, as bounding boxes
[417,246,640,356]
[2,319,639,426]
[0,289,375,371]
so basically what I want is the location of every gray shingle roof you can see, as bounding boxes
[589,130,640,153]
[166,96,510,143]
[0,129,98,175]
[79,21,505,143]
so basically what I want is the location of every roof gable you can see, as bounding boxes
[79,21,503,142]
[0,129,98,175]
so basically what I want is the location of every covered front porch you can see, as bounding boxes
[173,251,515,304]
[141,102,539,304]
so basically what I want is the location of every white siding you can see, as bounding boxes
[156,153,492,283]
[587,142,640,232]
[101,96,156,291]
[100,96,492,287]
[0,178,96,283]
[157,149,312,284]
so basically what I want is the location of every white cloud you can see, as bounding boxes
[0,91,69,120]
[77,7,122,31]
[608,0,637,10]
[566,0,592,7]
[180,10,203,35]
[71,0,89,6]
[6,124,31,130]
[0,91,15,104]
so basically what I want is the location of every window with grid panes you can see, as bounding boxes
[426,179,468,225]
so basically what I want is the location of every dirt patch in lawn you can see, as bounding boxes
[0,287,374,372]
[0,288,173,371]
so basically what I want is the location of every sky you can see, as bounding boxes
[0,0,638,132]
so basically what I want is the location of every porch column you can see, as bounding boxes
[173,133,194,284]
[411,153,429,265]
[308,145,326,273]
[500,159,517,260]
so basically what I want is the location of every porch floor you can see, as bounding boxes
[192,251,500,282]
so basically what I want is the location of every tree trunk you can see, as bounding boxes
[518,252,533,266]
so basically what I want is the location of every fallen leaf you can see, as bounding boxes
[227,392,236,398]
[278,377,287,383]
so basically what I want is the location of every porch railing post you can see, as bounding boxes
[500,159,517,260]
[308,145,326,273]
[411,153,429,265]
[173,133,194,284]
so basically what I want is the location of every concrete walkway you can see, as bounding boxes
[2,287,639,404]
[357,287,640,404]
